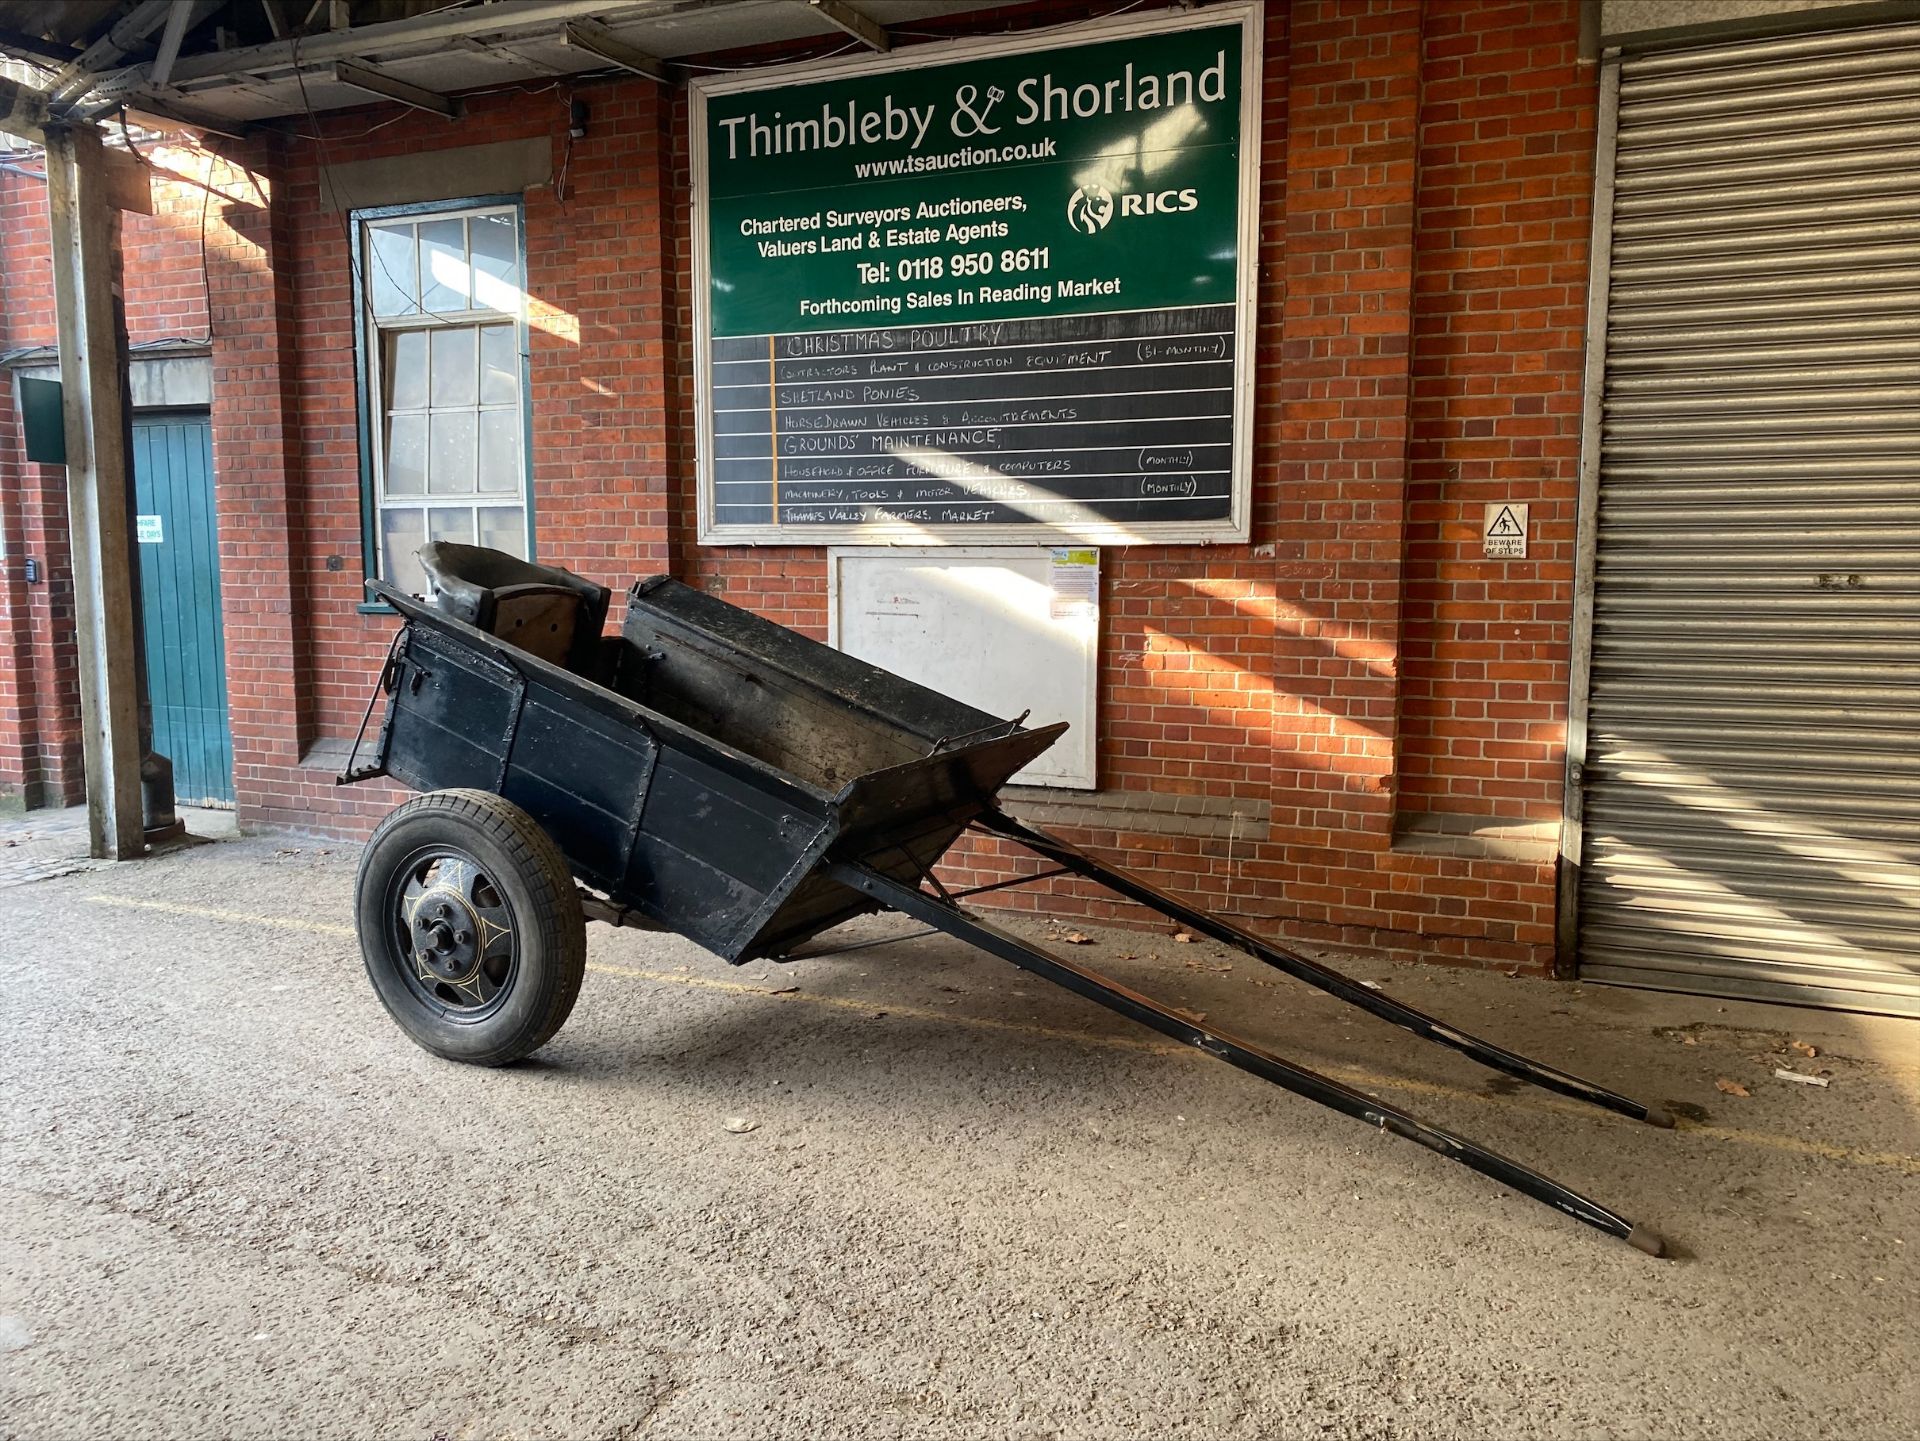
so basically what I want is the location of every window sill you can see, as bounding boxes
[1392,812,1557,864]
[999,785,1271,841]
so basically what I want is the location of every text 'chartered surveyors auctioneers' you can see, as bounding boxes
[693,6,1260,543]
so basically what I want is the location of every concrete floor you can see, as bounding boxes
[1,813,1915,1440]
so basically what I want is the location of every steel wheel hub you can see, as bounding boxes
[393,851,518,1012]
[411,889,480,983]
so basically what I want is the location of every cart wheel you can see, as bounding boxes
[355,788,586,1066]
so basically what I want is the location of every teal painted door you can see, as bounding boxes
[132,415,234,806]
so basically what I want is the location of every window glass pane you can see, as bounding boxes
[428,411,476,494]
[419,216,469,313]
[479,324,517,405]
[368,222,417,317]
[469,212,520,312]
[477,409,521,494]
[385,413,426,496]
[428,507,475,546]
[363,208,531,586]
[385,328,428,411]
[429,327,478,408]
[381,508,427,594]
[477,506,526,557]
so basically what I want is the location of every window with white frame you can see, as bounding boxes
[358,200,529,597]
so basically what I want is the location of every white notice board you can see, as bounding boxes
[828,547,1098,789]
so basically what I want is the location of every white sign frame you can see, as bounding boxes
[827,545,1099,789]
[690,2,1264,548]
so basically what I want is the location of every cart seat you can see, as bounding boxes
[416,543,609,673]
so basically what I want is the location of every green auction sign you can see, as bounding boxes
[691,4,1261,544]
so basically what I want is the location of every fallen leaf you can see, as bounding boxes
[1681,1035,1699,1046]
[1714,1078,1750,1098]
[1173,931,1195,944]
[1790,1040,1818,1059]
[1061,930,1093,945]
[722,1117,758,1134]
[768,985,798,995]
[1173,1007,1208,1024]
[1359,980,1385,992]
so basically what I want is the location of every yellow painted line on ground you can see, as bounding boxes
[1667,1120,1920,1175]
[86,893,1920,1176]
[90,894,359,937]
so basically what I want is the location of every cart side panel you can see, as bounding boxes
[621,576,1013,792]
[624,747,837,960]
[627,577,1001,742]
[744,814,965,959]
[384,624,656,894]
[500,693,655,893]
[382,626,525,795]
[736,724,1068,959]
[615,626,925,794]
[832,726,1066,842]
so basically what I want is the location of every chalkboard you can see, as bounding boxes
[691,4,1261,545]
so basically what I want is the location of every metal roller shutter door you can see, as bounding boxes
[1577,19,1920,1014]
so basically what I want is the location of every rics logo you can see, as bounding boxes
[1066,184,1114,235]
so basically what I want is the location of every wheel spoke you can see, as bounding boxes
[386,848,517,1016]
[464,868,516,1001]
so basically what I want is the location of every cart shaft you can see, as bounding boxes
[977,811,1672,1130]
[828,861,1663,1255]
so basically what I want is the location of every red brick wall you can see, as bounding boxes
[665,6,1292,913]
[659,0,1589,971]
[1399,0,1595,824]
[1270,0,1423,852]
[0,168,49,807]
[1,1,1599,974]
[0,157,213,809]
[208,80,684,831]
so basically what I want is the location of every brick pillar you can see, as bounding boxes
[1271,0,1424,850]
[0,350,37,809]
[0,172,84,809]
[0,207,32,807]
[2,453,85,808]
[553,81,674,590]
[202,142,314,823]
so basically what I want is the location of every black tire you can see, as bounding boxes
[355,788,586,1065]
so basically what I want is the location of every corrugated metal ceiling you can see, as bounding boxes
[0,0,1025,128]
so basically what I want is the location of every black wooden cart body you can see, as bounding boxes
[343,546,1673,1254]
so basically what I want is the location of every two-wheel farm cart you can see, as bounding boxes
[340,544,1673,1254]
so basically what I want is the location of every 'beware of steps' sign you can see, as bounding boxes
[1483,502,1528,559]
